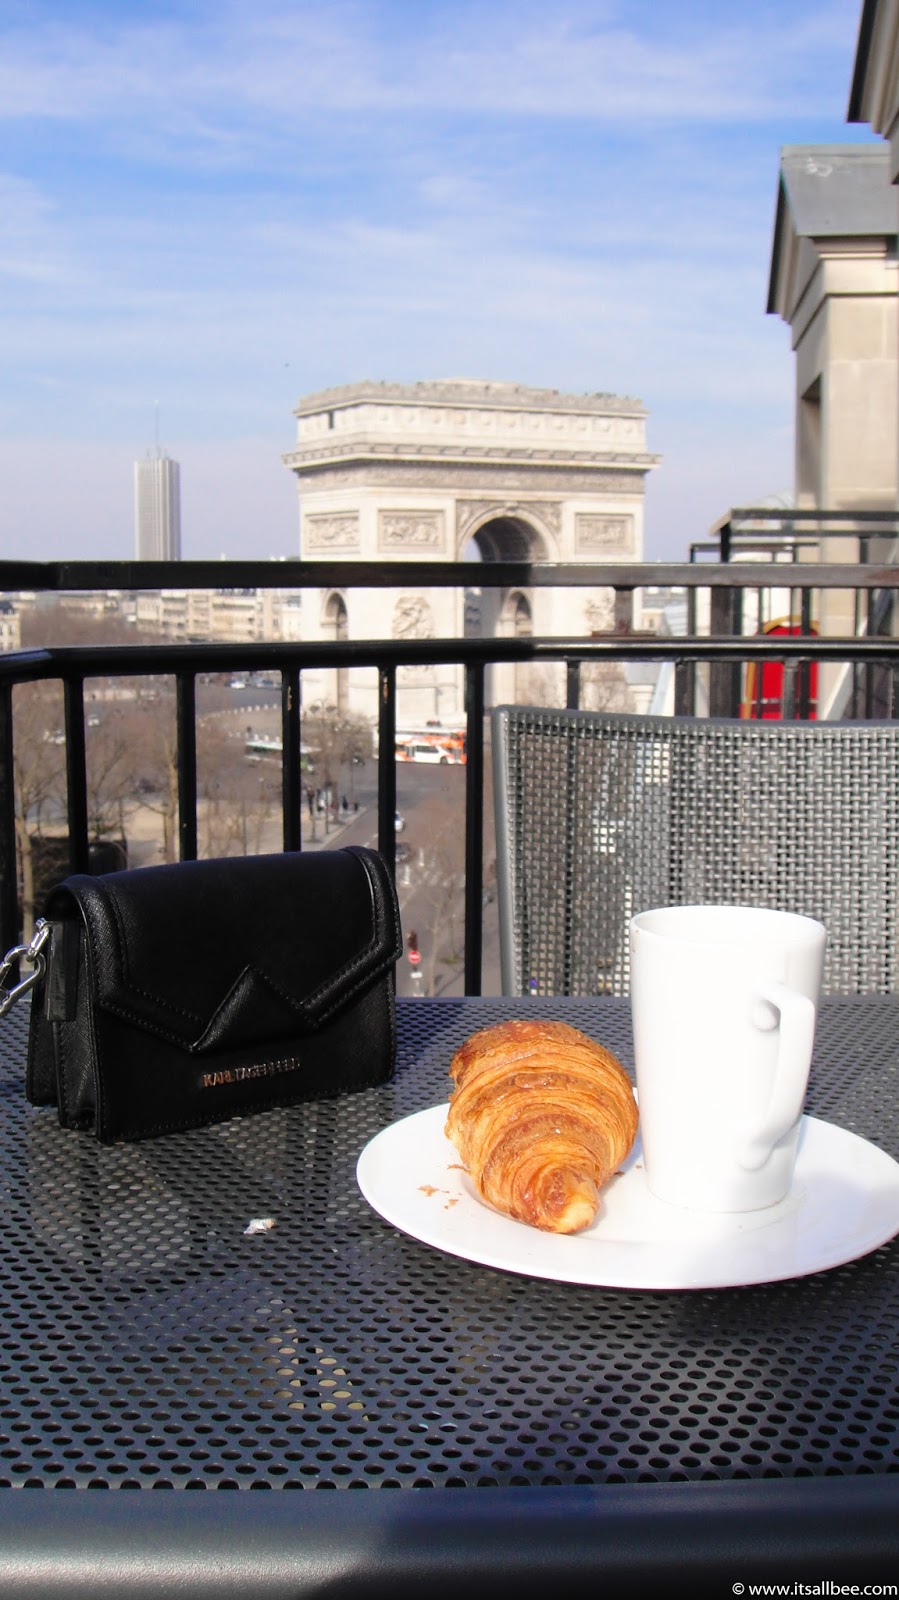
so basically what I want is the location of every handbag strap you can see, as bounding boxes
[0,920,50,1017]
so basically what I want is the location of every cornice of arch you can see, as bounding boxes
[284,444,658,473]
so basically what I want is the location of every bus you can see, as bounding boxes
[245,735,317,768]
[394,727,467,765]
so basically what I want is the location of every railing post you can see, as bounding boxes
[709,588,742,717]
[614,588,634,632]
[63,678,90,874]
[674,660,694,716]
[679,586,698,714]
[377,667,396,878]
[0,683,18,950]
[281,667,303,852]
[798,587,814,720]
[709,532,743,716]
[463,663,485,996]
[176,673,198,862]
[781,657,796,720]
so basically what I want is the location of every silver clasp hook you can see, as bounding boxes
[0,920,50,1017]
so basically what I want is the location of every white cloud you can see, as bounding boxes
[0,1,863,143]
[0,0,874,561]
[0,172,64,285]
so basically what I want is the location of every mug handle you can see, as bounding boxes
[736,981,816,1171]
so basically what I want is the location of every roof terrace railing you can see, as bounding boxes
[1,552,899,990]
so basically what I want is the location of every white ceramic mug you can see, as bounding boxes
[629,905,826,1213]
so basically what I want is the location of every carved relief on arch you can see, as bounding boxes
[575,513,634,554]
[305,511,360,549]
[392,593,435,641]
[393,594,436,682]
[378,509,445,550]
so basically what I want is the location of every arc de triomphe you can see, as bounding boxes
[282,379,659,728]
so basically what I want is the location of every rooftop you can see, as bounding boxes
[294,379,647,418]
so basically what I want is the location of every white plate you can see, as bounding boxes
[356,1106,899,1290]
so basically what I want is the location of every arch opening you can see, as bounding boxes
[321,591,349,713]
[462,516,544,642]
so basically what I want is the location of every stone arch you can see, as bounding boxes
[320,590,348,712]
[500,588,533,638]
[289,380,658,722]
[457,508,555,564]
[460,517,547,704]
[321,590,348,637]
[461,514,545,637]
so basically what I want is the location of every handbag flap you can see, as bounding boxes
[44,847,402,1054]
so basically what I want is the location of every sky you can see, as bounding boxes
[0,0,879,564]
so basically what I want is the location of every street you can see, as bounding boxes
[308,760,503,999]
[209,682,503,993]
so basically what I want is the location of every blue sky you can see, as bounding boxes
[0,0,878,562]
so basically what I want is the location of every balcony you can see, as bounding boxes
[2,523,898,991]
[2,528,899,1579]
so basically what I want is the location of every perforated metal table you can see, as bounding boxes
[0,995,897,1595]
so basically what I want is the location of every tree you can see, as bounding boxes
[578,660,632,713]
[302,704,373,832]
[12,682,67,936]
[19,599,149,651]
[84,703,150,843]
[106,693,181,863]
[115,694,282,863]
[199,721,281,857]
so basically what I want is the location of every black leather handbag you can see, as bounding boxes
[7,846,402,1144]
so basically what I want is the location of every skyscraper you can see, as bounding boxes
[134,453,181,560]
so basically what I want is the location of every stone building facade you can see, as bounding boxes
[767,146,899,529]
[282,379,659,725]
[133,587,292,642]
[767,143,899,678]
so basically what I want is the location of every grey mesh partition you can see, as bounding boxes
[492,706,899,997]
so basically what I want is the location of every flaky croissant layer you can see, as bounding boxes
[445,1019,638,1234]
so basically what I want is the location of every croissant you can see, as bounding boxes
[445,1019,638,1235]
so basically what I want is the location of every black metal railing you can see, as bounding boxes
[2,550,899,990]
[693,505,899,563]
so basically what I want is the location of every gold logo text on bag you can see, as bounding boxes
[200,1057,302,1090]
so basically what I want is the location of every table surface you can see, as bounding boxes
[0,993,898,1592]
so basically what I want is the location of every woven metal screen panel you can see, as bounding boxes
[494,709,899,996]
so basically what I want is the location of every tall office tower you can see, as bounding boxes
[134,454,182,560]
